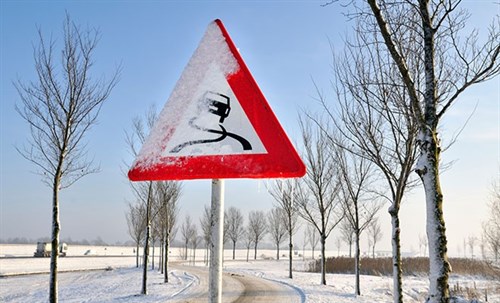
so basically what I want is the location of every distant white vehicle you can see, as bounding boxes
[34,242,67,257]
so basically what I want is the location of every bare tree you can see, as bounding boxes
[480,235,487,261]
[248,210,267,260]
[483,179,500,261]
[226,207,245,260]
[243,229,254,262]
[267,207,287,260]
[150,217,161,271]
[295,117,344,285]
[190,227,201,266]
[339,219,355,258]
[355,2,500,301]
[126,202,146,267]
[180,215,195,261]
[305,221,320,260]
[200,205,212,265]
[367,217,383,258]
[335,237,342,257]
[335,143,382,295]
[155,180,181,282]
[125,106,157,295]
[268,179,300,278]
[223,210,230,253]
[14,14,119,303]
[467,236,477,259]
[153,214,163,271]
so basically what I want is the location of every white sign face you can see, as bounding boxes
[160,63,267,157]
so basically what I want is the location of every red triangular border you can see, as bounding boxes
[128,19,305,181]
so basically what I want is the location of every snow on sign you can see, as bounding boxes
[128,19,305,181]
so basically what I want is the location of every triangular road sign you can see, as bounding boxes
[128,19,305,181]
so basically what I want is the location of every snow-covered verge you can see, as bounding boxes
[0,267,195,303]
[1,245,498,303]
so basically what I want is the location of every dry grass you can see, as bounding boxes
[307,257,500,279]
[306,257,500,302]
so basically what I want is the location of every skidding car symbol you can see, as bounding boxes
[170,91,251,153]
[203,91,231,123]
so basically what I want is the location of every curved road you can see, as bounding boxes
[169,265,302,303]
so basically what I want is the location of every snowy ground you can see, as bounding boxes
[1,245,499,302]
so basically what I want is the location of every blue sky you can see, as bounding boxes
[1,1,498,255]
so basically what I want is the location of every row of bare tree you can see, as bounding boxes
[128,199,384,270]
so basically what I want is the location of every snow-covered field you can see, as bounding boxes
[1,244,498,302]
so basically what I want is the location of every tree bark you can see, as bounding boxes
[232,240,236,260]
[142,223,150,294]
[135,244,139,268]
[389,207,403,303]
[159,238,164,274]
[355,231,361,296]
[164,233,170,283]
[417,130,451,303]
[320,235,326,285]
[141,182,153,295]
[49,176,61,303]
[254,242,258,260]
[288,235,293,279]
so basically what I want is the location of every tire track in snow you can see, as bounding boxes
[169,270,199,299]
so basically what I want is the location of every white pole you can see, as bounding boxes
[209,179,224,303]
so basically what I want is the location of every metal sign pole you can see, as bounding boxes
[209,179,224,303]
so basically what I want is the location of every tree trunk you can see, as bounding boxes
[276,244,280,260]
[135,243,140,268]
[288,233,293,279]
[193,247,196,265]
[320,235,326,285]
[164,233,170,283]
[417,130,451,303]
[389,206,403,303]
[49,177,61,303]
[159,238,164,274]
[151,241,155,270]
[142,182,153,295]
[355,231,361,296]
[417,1,451,300]
[142,223,150,294]
[355,205,361,296]
[254,242,258,260]
[232,240,236,260]
[246,247,250,262]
